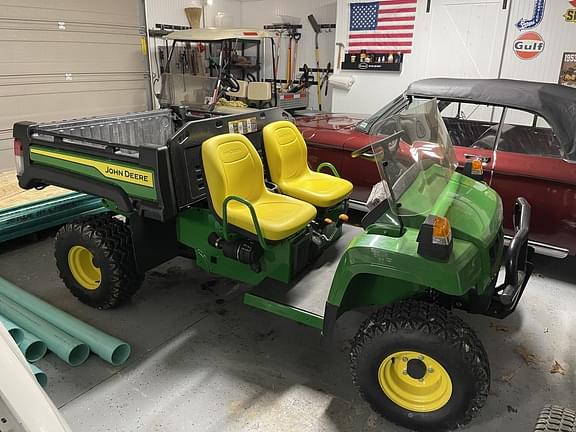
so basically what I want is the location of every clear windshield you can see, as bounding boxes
[366,99,458,226]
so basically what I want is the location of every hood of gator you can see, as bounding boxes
[444,173,503,247]
[396,169,503,247]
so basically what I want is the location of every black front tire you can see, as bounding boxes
[55,214,143,309]
[535,405,576,432]
[350,300,490,431]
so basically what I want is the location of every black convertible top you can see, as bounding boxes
[406,78,576,160]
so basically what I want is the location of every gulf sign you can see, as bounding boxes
[513,32,545,60]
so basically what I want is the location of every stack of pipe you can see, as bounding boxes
[0,315,47,386]
[0,276,131,386]
[0,192,106,244]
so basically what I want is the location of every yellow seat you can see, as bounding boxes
[202,133,317,241]
[263,121,353,208]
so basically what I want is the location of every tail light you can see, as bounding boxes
[13,138,24,175]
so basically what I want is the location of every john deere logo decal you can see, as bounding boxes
[565,1,576,22]
[103,165,152,185]
[516,0,546,30]
[513,32,545,60]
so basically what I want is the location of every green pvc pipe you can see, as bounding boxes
[0,192,106,244]
[29,363,48,388]
[0,293,89,366]
[19,330,48,363]
[0,277,130,366]
[0,314,24,345]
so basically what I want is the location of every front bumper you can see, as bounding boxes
[486,197,534,319]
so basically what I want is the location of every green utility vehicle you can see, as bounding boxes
[13,101,532,430]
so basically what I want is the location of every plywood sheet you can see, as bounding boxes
[0,170,70,210]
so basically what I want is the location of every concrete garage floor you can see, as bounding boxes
[0,230,575,432]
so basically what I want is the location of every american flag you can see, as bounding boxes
[348,0,416,54]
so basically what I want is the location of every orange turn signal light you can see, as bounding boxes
[417,215,453,261]
[471,159,483,176]
[432,216,452,245]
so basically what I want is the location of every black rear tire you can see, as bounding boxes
[535,405,576,432]
[55,214,143,309]
[350,300,490,431]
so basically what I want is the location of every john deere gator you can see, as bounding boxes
[13,100,533,430]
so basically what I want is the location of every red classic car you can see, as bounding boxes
[295,78,576,258]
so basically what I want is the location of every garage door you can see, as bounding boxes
[0,0,151,171]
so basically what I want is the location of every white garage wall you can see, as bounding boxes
[239,0,337,110]
[500,0,576,82]
[146,0,242,28]
[331,0,576,115]
[145,0,337,111]
[331,0,511,114]
[332,0,428,114]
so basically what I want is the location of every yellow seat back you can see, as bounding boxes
[202,133,265,218]
[263,120,353,208]
[263,121,310,186]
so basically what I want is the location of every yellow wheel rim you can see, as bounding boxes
[67,246,101,290]
[378,350,452,413]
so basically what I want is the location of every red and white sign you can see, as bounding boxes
[513,32,545,60]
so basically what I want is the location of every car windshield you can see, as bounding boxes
[356,94,408,133]
[365,99,457,229]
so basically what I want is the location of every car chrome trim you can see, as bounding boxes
[504,235,569,258]
[349,199,368,211]
[305,141,341,150]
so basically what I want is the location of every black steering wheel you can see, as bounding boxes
[471,132,496,150]
[222,74,240,92]
[208,74,240,112]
